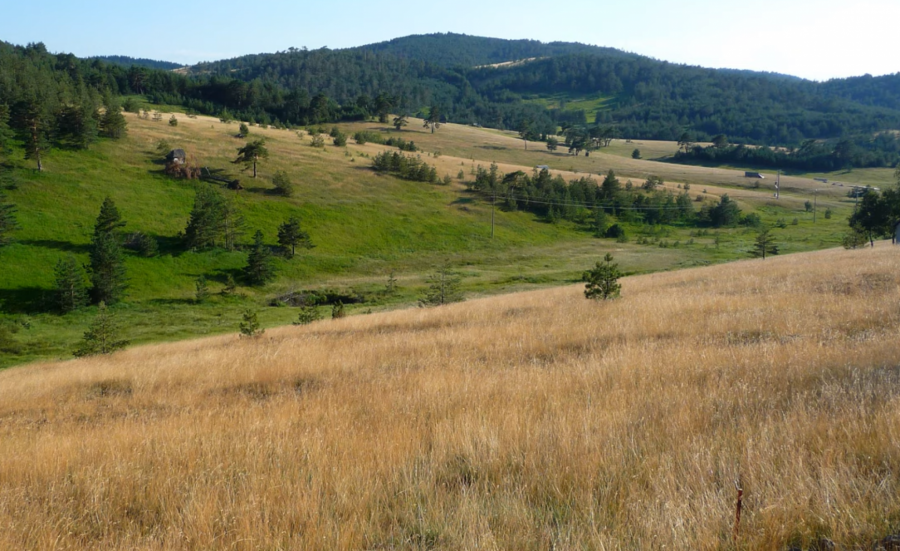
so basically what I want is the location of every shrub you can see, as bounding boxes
[272,170,294,197]
[169,115,178,127]
[310,134,325,148]
[124,232,159,257]
[583,253,622,300]
[293,305,322,325]
[333,132,347,147]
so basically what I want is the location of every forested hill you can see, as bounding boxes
[3,34,900,164]
[350,33,639,68]
[88,56,182,70]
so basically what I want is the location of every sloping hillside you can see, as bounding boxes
[1,246,899,549]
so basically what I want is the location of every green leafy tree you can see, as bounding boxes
[593,208,609,238]
[849,190,892,247]
[517,120,532,150]
[420,267,463,306]
[239,122,250,137]
[424,104,441,133]
[677,131,693,153]
[712,134,729,149]
[222,274,237,296]
[73,302,129,357]
[374,93,394,123]
[751,228,779,259]
[168,115,178,127]
[804,200,813,213]
[53,255,88,313]
[708,194,742,227]
[546,136,558,151]
[272,170,294,196]
[393,114,408,131]
[632,148,641,159]
[277,216,312,258]
[0,192,19,247]
[244,230,275,286]
[234,139,269,178]
[583,253,622,300]
[239,309,263,338]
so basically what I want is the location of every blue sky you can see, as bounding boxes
[3,0,898,81]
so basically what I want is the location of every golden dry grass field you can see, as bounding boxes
[2,245,900,549]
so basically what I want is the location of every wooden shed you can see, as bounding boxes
[166,149,186,164]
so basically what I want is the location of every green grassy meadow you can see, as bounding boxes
[0,112,864,367]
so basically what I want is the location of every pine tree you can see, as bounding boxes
[0,103,13,155]
[73,302,129,357]
[244,230,275,286]
[53,255,88,313]
[583,253,622,300]
[424,104,441,133]
[234,139,269,178]
[14,98,50,171]
[751,228,779,259]
[94,197,126,238]
[89,232,128,305]
[99,100,127,139]
[277,216,311,257]
[420,267,463,307]
[331,301,345,319]
[184,184,227,250]
[56,103,98,149]
[222,274,237,296]
[293,304,321,325]
[0,192,19,247]
[239,309,263,338]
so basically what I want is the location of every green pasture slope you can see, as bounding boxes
[0,115,856,367]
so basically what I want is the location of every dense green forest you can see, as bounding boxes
[3,34,900,171]
[88,56,183,71]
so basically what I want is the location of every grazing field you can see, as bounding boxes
[0,110,859,367]
[1,245,899,549]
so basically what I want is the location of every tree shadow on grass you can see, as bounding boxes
[0,287,49,315]
[19,240,91,254]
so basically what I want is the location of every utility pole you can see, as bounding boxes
[813,189,818,224]
[775,171,780,199]
[491,192,495,239]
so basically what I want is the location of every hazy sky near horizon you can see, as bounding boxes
[2,0,897,81]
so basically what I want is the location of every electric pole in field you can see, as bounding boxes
[491,192,495,239]
[813,189,818,223]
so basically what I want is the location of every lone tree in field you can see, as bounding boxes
[0,192,19,247]
[239,309,263,338]
[293,303,321,325]
[53,255,89,313]
[420,267,463,307]
[393,114,408,131]
[244,230,276,286]
[234,139,269,178]
[195,274,209,303]
[239,123,249,137]
[677,132,693,154]
[546,136,558,151]
[424,105,442,134]
[89,198,128,305]
[751,228,779,259]
[517,120,532,150]
[583,253,622,300]
[277,216,312,258]
[73,302,129,357]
